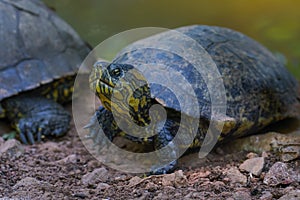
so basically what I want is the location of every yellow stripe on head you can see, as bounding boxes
[52,90,58,101]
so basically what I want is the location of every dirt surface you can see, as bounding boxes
[0,101,299,199]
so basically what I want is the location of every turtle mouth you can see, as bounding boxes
[89,76,114,93]
[98,78,115,98]
[99,79,114,88]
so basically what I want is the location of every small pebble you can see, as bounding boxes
[225,167,247,185]
[82,167,108,186]
[260,191,273,200]
[232,191,251,200]
[239,157,265,176]
[278,190,300,200]
[13,177,53,190]
[161,170,187,187]
[174,170,187,187]
[0,139,24,158]
[145,182,158,192]
[128,176,142,187]
[162,173,175,187]
[96,182,111,190]
[246,152,258,159]
[56,154,78,164]
[263,162,297,186]
[261,151,268,158]
[73,193,87,199]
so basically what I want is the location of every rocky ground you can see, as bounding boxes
[0,103,299,199]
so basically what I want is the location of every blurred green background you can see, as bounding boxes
[43,0,300,78]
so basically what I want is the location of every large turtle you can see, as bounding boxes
[0,0,90,144]
[87,25,299,174]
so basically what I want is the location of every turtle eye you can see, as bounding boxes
[111,68,121,76]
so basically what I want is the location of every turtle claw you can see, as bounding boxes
[18,128,35,145]
[26,131,35,145]
[83,122,94,129]
[84,134,92,139]
[16,114,70,145]
[17,120,35,144]
[36,130,42,143]
[149,160,177,175]
[19,132,29,145]
[84,111,98,129]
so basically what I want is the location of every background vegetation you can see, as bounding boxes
[43,0,300,77]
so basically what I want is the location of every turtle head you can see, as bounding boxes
[90,61,133,110]
[90,61,152,125]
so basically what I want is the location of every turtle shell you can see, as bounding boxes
[0,0,90,101]
[112,25,299,135]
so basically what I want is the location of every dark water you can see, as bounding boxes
[43,0,300,77]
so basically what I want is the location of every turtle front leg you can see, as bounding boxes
[149,119,179,175]
[85,106,120,150]
[2,96,70,144]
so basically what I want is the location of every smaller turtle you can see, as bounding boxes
[86,25,299,174]
[0,0,90,144]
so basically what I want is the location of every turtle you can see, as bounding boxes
[86,25,299,174]
[0,0,90,144]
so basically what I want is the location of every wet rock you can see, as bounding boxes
[263,162,297,186]
[278,190,300,200]
[0,139,24,158]
[224,167,247,185]
[239,157,265,176]
[81,167,108,186]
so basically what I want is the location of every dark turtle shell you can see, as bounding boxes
[112,25,299,136]
[0,0,90,100]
